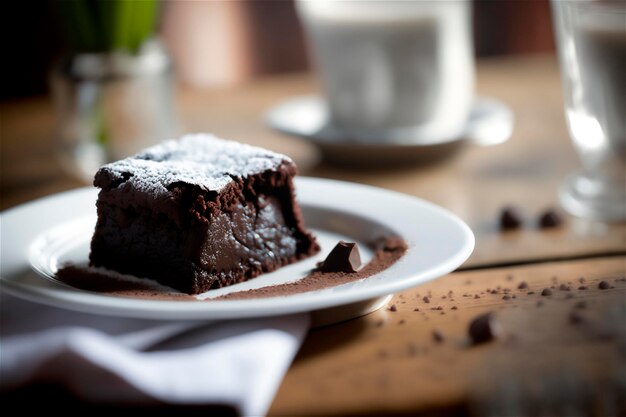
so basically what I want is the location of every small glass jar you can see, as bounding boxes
[51,40,178,181]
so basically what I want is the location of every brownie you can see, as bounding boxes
[89,134,320,294]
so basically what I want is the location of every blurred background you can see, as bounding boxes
[1,0,554,100]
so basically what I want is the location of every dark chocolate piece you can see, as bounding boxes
[432,330,445,343]
[539,209,563,228]
[89,134,320,294]
[517,281,528,289]
[318,241,362,273]
[499,206,523,230]
[468,312,499,345]
[598,280,610,290]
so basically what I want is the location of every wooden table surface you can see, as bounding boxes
[1,54,625,415]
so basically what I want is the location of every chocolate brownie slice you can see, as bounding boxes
[89,134,319,294]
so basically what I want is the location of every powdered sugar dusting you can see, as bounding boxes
[98,134,292,196]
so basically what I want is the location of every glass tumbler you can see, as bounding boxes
[551,0,626,221]
[51,40,178,182]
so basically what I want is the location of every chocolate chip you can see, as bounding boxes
[451,306,458,310]
[539,209,563,228]
[318,241,362,273]
[413,308,420,312]
[389,304,397,312]
[527,291,535,295]
[474,294,481,299]
[517,281,528,289]
[559,284,571,291]
[578,285,588,290]
[432,330,445,343]
[423,296,430,303]
[541,288,553,296]
[500,206,523,230]
[598,280,610,290]
[468,312,499,345]
[502,295,511,300]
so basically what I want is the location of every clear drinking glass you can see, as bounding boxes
[551,0,626,221]
[51,40,178,181]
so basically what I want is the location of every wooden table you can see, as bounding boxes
[1,54,624,415]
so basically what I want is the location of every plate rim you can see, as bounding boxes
[0,177,474,320]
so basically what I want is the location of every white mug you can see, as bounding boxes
[296,0,475,142]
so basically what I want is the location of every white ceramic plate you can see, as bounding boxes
[0,177,474,321]
[266,95,514,166]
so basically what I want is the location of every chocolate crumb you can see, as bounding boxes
[318,241,362,273]
[541,288,553,296]
[413,308,420,312]
[527,291,535,295]
[517,281,528,289]
[474,294,481,299]
[569,311,584,324]
[502,295,511,300]
[451,306,458,310]
[578,285,588,290]
[539,209,563,228]
[423,296,430,303]
[559,284,571,291]
[431,306,443,311]
[440,311,445,315]
[468,312,499,345]
[432,330,445,343]
[389,304,398,312]
[598,280,610,290]
[441,295,447,299]
[500,206,523,230]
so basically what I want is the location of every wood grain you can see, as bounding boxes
[1,55,624,267]
[269,256,626,416]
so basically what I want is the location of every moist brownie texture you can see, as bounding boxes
[89,134,320,294]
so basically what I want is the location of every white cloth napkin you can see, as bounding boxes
[0,292,309,416]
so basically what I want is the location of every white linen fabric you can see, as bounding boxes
[0,292,309,417]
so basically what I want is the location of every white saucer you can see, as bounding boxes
[0,178,474,323]
[266,96,514,166]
